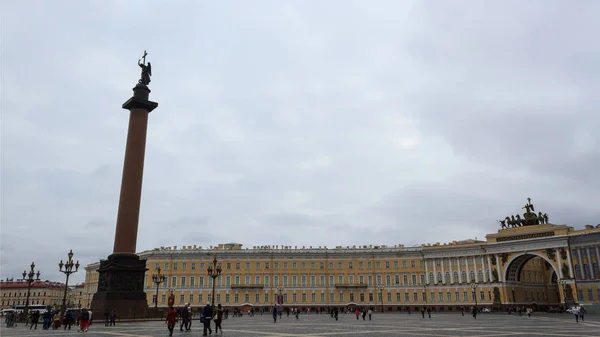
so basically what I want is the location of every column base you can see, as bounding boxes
[90,253,148,319]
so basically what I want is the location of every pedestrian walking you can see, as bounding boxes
[110,310,116,326]
[368,308,372,321]
[272,307,278,323]
[471,307,477,320]
[202,302,213,336]
[166,307,177,337]
[78,308,90,332]
[214,304,224,334]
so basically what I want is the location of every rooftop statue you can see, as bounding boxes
[138,50,152,85]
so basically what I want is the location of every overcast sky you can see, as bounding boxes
[2,1,599,284]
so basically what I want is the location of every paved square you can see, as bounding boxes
[1,313,599,337]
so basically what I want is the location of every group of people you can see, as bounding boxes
[3,308,95,331]
[166,302,224,336]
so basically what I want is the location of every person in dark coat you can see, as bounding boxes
[202,303,213,336]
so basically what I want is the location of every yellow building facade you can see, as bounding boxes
[83,222,600,312]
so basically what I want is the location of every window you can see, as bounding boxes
[359,262,364,269]
[302,262,306,269]
[190,277,195,287]
[256,262,261,270]
[329,293,334,303]
[588,288,594,301]
[368,262,372,269]
[284,275,289,285]
[411,261,415,268]
[182,263,187,270]
[162,294,166,304]
[445,272,450,284]
[386,275,391,284]
[349,262,353,269]
[320,275,325,285]
[360,293,365,302]
[236,263,240,270]
[480,291,485,300]
[292,275,297,285]
[152,295,157,304]
[339,293,343,302]
[438,292,443,302]
[429,273,434,284]
[255,293,260,303]
[311,275,316,286]
[395,275,400,285]
[321,293,325,303]
[387,292,391,302]
[469,271,475,282]
[275,275,279,285]
[234,294,239,303]
[245,262,250,269]
[265,293,269,303]
[478,270,484,281]
[453,271,458,283]
[376,262,381,269]
[154,263,160,270]
[275,262,279,270]
[405,293,410,302]
[255,276,260,284]
[447,292,451,302]
[245,275,250,284]
[245,294,249,303]
[461,271,467,282]
[396,293,401,302]
[338,262,342,269]
[311,262,315,269]
[292,262,297,269]
[293,293,297,303]
[319,262,324,269]
[368,275,373,285]
[463,292,468,301]
[437,272,442,283]
[226,276,231,286]
[173,263,178,270]
[394,261,398,268]
[199,294,203,303]
[329,275,334,285]
[225,294,230,303]
[413,293,418,301]
[386,262,390,269]
[164,263,169,270]
[413,274,418,284]
[284,262,288,269]
[402,261,407,268]
[338,275,343,284]
[179,294,184,303]
[189,294,194,303]
[181,276,186,287]
[311,293,316,302]
[265,262,270,270]
[225,263,230,270]
[172,276,177,287]
[302,275,307,286]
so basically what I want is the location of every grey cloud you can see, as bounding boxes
[2,1,599,284]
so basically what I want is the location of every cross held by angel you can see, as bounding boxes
[138,50,152,85]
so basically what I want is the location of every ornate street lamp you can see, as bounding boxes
[22,262,41,316]
[207,255,222,306]
[471,282,478,311]
[152,267,167,310]
[376,285,385,312]
[277,286,284,309]
[58,249,80,315]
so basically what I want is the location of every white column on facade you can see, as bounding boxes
[556,248,563,279]
[465,256,470,282]
[566,248,574,279]
[576,248,583,278]
[425,259,429,285]
[441,258,446,284]
[473,256,479,282]
[449,258,454,284]
[433,259,438,284]
[481,256,487,282]
[586,246,594,279]
[486,255,493,282]
[495,254,502,282]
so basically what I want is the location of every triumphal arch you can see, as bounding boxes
[422,198,599,310]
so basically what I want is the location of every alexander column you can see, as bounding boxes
[91,51,158,318]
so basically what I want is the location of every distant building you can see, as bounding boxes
[83,224,600,311]
[0,280,70,310]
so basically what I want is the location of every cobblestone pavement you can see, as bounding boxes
[1,313,599,337]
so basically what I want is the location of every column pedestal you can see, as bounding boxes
[90,254,148,318]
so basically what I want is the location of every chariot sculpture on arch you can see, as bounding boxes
[138,50,152,85]
[498,197,550,229]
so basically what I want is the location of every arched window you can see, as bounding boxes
[478,270,484,282]
[429,273,434,284]
[575,265,582,279]
[485,270,490,282]
[461,271,467,283]
[437,272,442,283]
[594,263,599,276]
[469,271,475,282]
[453,271,459,283]
[445,272,451,284]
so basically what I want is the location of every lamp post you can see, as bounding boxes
[58,250,80,315]
[376,285,385,312]
[22,262,41,317]
[471,282,478,311]
[207,256,222,306]
[277,286,284,310]
[152,267,167,310]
